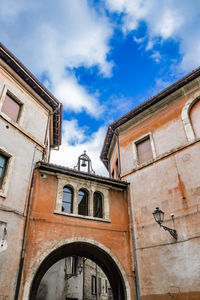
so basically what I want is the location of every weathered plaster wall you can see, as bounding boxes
[35,259,66,300]
[0,66,49,145]
[118,84,200,299]
[0,63,51,299]
[0,212,24,300]
[119,85,200,176]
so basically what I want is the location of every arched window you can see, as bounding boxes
[62,186,73,213]
[190,99,200,139]
[93,192,103,218]
[78,189,88,216]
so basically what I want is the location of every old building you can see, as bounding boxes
[0,43,62,300]
[35,256,113,300]
[1,42,200,300]
[20,161,134,299]
[101,67,200,299]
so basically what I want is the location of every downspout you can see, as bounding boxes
[115,131,121,179]
[127,184,141,300]
[45,104,62,162]
[14,162,39,300]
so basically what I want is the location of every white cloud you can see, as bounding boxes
[0,0,113,116]
[54,75,104,117]
[106,0,200,71]
[50,120,108,176]
[151,51,161,63]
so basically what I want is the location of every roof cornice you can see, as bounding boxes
[37,162,128,190]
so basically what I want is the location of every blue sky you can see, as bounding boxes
[1,0,200,175]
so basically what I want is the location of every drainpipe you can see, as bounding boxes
[127,184,141,300]
[14,162,39,300]
[44,104,61,163]
[115,131,121,179]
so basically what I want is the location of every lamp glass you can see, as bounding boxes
[153,207,164,224]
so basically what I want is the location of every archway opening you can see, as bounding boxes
[29,242,127,300]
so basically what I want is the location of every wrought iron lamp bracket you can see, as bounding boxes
[160,224,178,240]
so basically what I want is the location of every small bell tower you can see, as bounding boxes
[74,151,95,174]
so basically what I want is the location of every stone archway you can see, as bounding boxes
[25,239,130,300]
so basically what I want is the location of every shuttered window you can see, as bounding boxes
[1,94,21,122]
[136,136,153,164]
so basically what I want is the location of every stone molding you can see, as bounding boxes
[181,90,200,142]
[22,237,131,300]
[55,175,110,221]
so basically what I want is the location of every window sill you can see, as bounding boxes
[54,210,111,223]
[0,112,45,148]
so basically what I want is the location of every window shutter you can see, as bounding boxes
[137,137,153,164]
[1,94,21,122]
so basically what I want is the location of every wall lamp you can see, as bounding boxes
[153,207,178,240]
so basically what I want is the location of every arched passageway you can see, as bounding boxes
[29,242,127,300]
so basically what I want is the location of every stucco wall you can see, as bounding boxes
[118,84,200,299]
[0,67,49,145]
[0,62,51,300]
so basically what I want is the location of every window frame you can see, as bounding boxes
[0,87,23,124]
[55,176,110,222]
[93,191,103,218]
[0,148,13,198]
[62,185,73,214]
[0,153,8,189]
[78,188,88,216]
[132,132,156,167]
[1,93,22,123]
[91,275,97,295]
[98,277,102,295]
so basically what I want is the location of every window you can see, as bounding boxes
[62,186,73,213]
[190,99,200,139]
[98,277,102,295]
[93,192,103,218]
[105,279,108,293]
[71,256,78,275]
[56,177,109,221]
[78,189,88,216]
[91,275,97,295]
[0,153,8,188]
[1,94,21,122]
[136,136,153,164]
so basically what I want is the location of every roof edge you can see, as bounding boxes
[0,43,62,146]
[37,162,128,189]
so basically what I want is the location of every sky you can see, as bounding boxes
[1,0,200,176]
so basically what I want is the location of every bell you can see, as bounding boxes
[81,160,87,167]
